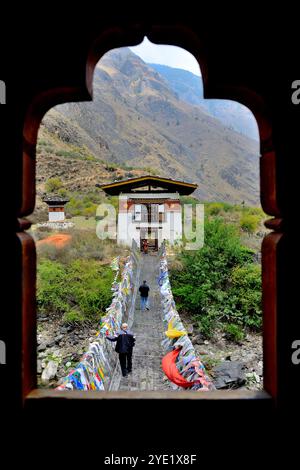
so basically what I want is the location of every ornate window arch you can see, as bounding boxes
[19,22,278,407]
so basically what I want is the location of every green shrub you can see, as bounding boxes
[240,214,261,234]
[224,323,245,342]
[206,202,235,215]
[206,202,224,215]
[82,205,97,218]
[58,188,69,198]
[63,309,85,325]
[192,311,218,339]
[221,202,234,212]
[37,258,114,323]
[228,264,262,330]
[38,139,50,146]
[37,260,70,316]
[245,206,264,217]
[170,218,261,338]
[65,191,104,217]
[45,177,63,193]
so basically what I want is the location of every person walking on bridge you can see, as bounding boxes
[142,239,148,254]
[105,323,135,377]
[139,280,150,311]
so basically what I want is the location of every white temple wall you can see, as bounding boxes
[49,211,65,222]
[117,192,182,247]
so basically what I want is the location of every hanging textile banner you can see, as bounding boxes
[56,251,138,391]
[165,320,187,339]
[162,348,197,388]
[158,243,215,391]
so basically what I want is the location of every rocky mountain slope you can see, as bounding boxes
[39,47,260,205]
[148,63,259,141]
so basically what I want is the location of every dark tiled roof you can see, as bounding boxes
[42,195,70,204]
[97,175,198,196]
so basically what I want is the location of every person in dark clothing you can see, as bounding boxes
[106,323,135,377]
[139,280,150,311]
[142,239,148,254]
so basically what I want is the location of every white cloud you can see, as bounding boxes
[129,37,202,77]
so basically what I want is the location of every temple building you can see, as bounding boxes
[42,195,70,222]
[98,175,198,250]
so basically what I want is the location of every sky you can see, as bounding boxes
[129,37,202,77]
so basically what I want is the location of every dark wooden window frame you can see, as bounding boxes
[18,23,280,409]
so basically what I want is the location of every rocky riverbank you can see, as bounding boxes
[37,310,263,391]
[180,312,263,390]
[37,314,98,388]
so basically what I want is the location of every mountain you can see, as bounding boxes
[33,120,146,222]
[148,63,259,141]
[41,47,260,205]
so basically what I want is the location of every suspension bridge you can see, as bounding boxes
[56,243,214,392]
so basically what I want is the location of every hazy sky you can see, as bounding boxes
[129,37,202,77]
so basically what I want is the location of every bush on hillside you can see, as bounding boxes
[66,191,103,217]
[170,217,261,339]
[224,323,245,342]
[206,202,224,215]
[240,213,261,234]
[37,258,114,324]
[45,177,63,193]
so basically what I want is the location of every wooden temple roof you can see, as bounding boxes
[42,195,70,205]
[97,175,198,196]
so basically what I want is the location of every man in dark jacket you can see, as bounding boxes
[106,323,135,377]
[139,280,150,311]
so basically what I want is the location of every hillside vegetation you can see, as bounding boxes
[169,202,265,342]
[32,125,146,223]
[35,226,128,325]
